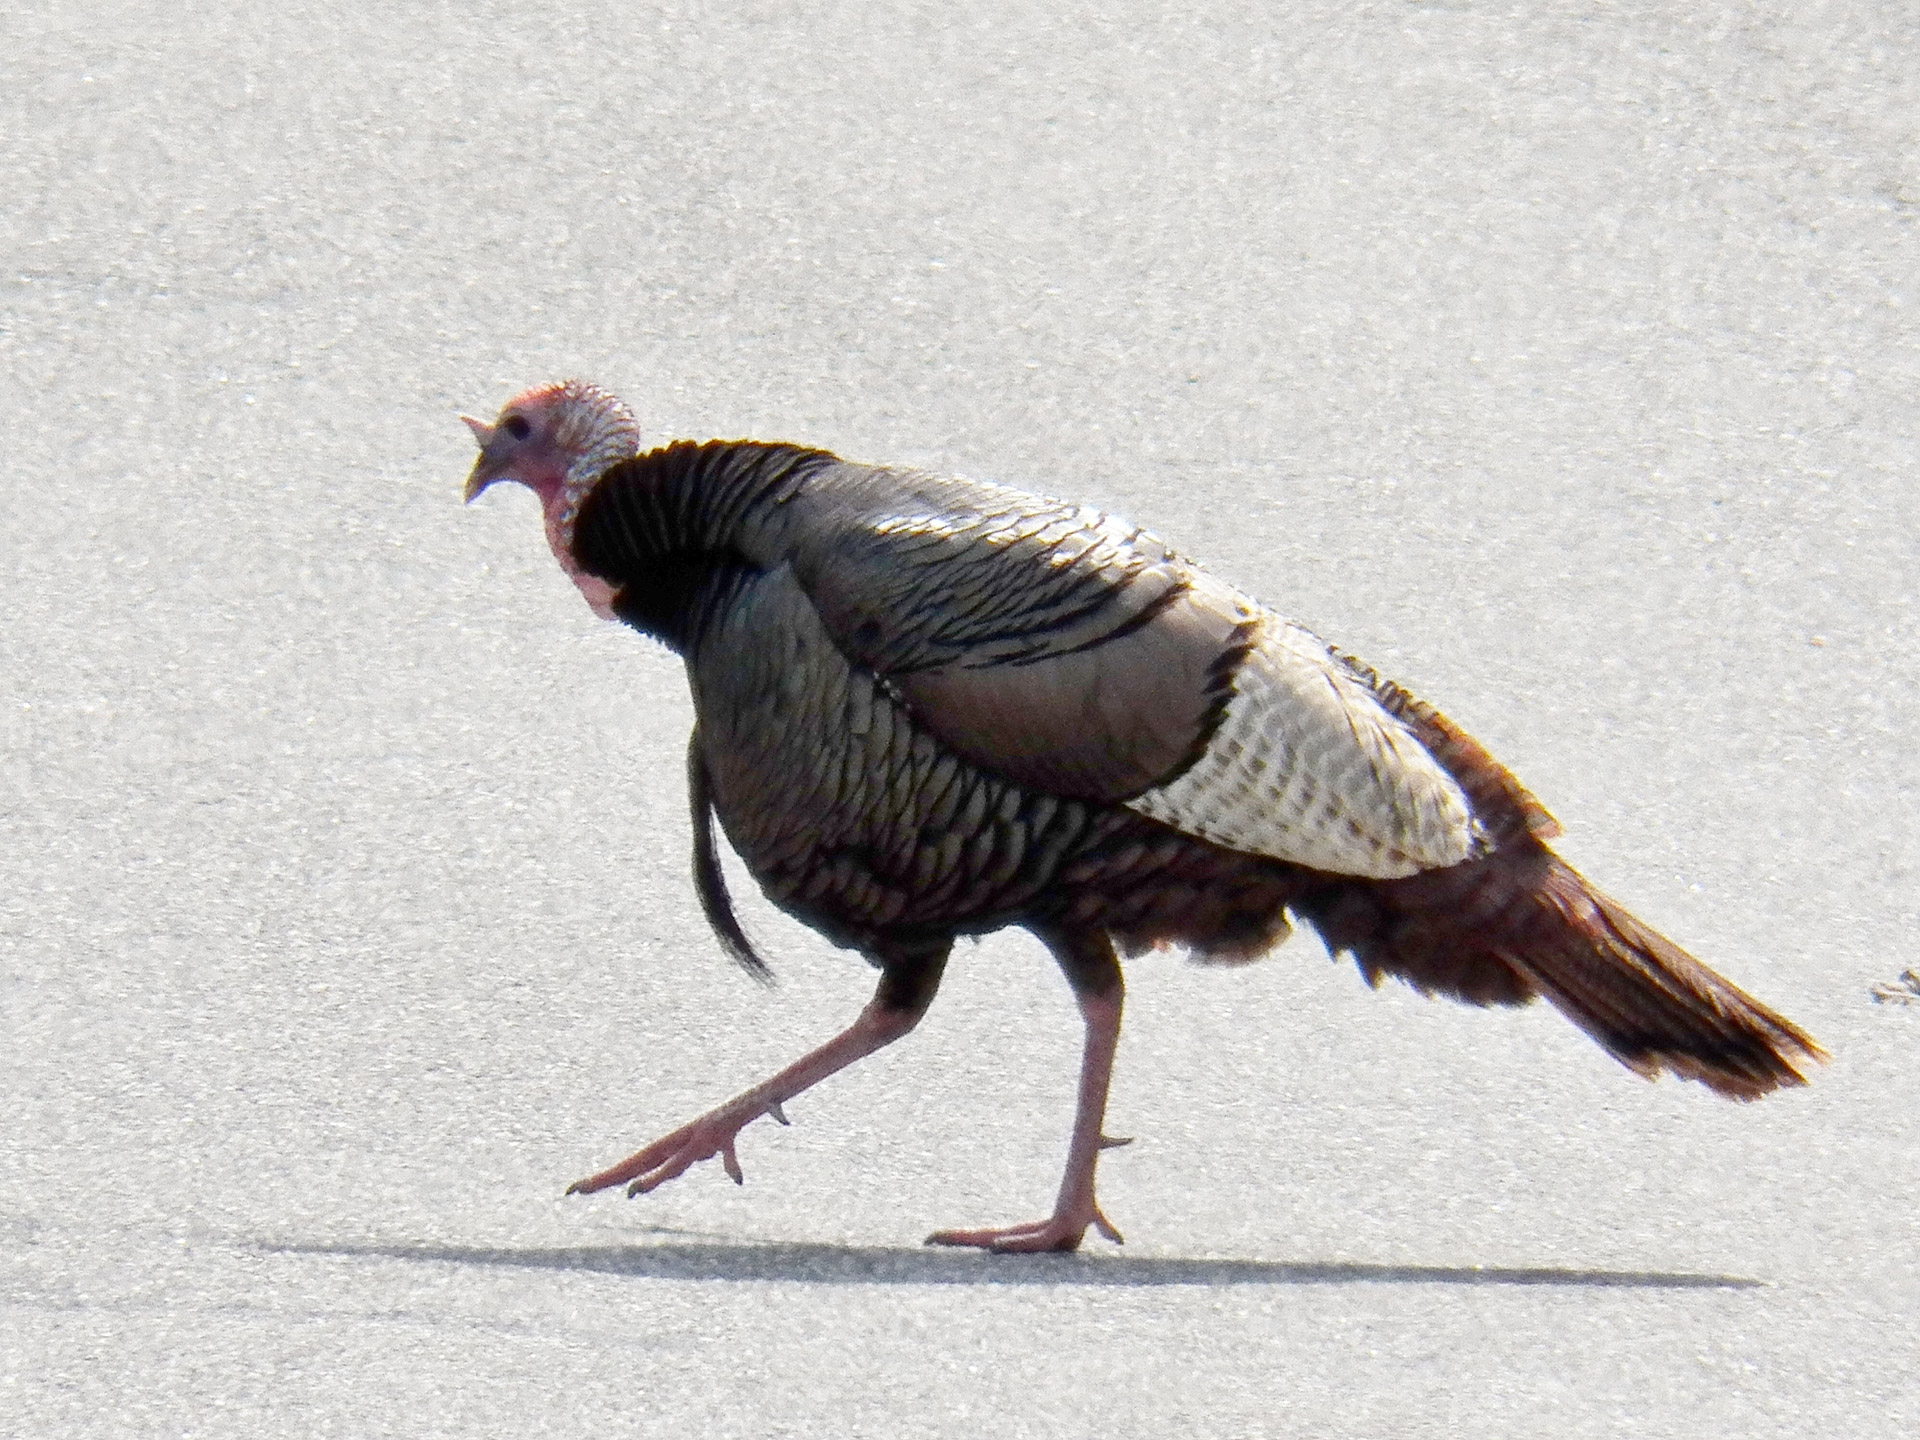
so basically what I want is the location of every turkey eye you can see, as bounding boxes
[503,415,532,441]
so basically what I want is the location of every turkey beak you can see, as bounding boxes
[460,414,501,503]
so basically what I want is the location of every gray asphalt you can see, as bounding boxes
[5,2,1916,1435]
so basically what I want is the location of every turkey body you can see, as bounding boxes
[463,385,1823,1251]
[575,441,1466,965]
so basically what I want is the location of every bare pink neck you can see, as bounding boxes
[542,455,622,621]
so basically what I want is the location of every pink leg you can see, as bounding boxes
[568,953,944,1197]
[926,933,1128,1253]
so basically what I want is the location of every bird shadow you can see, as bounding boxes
[267,1235,1761,1290]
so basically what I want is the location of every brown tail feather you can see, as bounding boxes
[1511,857,1824,1098]
[1296,843,1825,1099]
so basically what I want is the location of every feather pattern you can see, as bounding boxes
[1124,588,1481,876]
[560,433,1819,1094]
[466,385,1822,1252]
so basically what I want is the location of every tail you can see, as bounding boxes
[1296,842,1826,1099]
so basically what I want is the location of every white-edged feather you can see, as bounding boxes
[1125,587,1478,878]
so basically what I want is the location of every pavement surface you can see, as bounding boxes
[4,2,1917,1435]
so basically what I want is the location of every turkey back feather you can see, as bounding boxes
[581,443,1485,877]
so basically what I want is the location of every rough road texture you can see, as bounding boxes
[4,2,1917,1437]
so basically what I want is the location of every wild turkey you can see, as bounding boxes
[461,379,1824,1252]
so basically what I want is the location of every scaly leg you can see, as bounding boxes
[926,927,1128,1253]
[568,944,948,1197]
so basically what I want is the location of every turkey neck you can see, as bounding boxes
[569,440,837,648]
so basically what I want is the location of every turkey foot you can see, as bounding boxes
[564,979,934,1199]
[927,957,1128,1254]
[567,1097,782,1195]
[925,1200,1124,1253]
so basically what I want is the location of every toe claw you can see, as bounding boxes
[767,1101,790,1126]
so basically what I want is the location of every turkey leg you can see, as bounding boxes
[568,945,948,1197]
[925,928,1128,1253]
